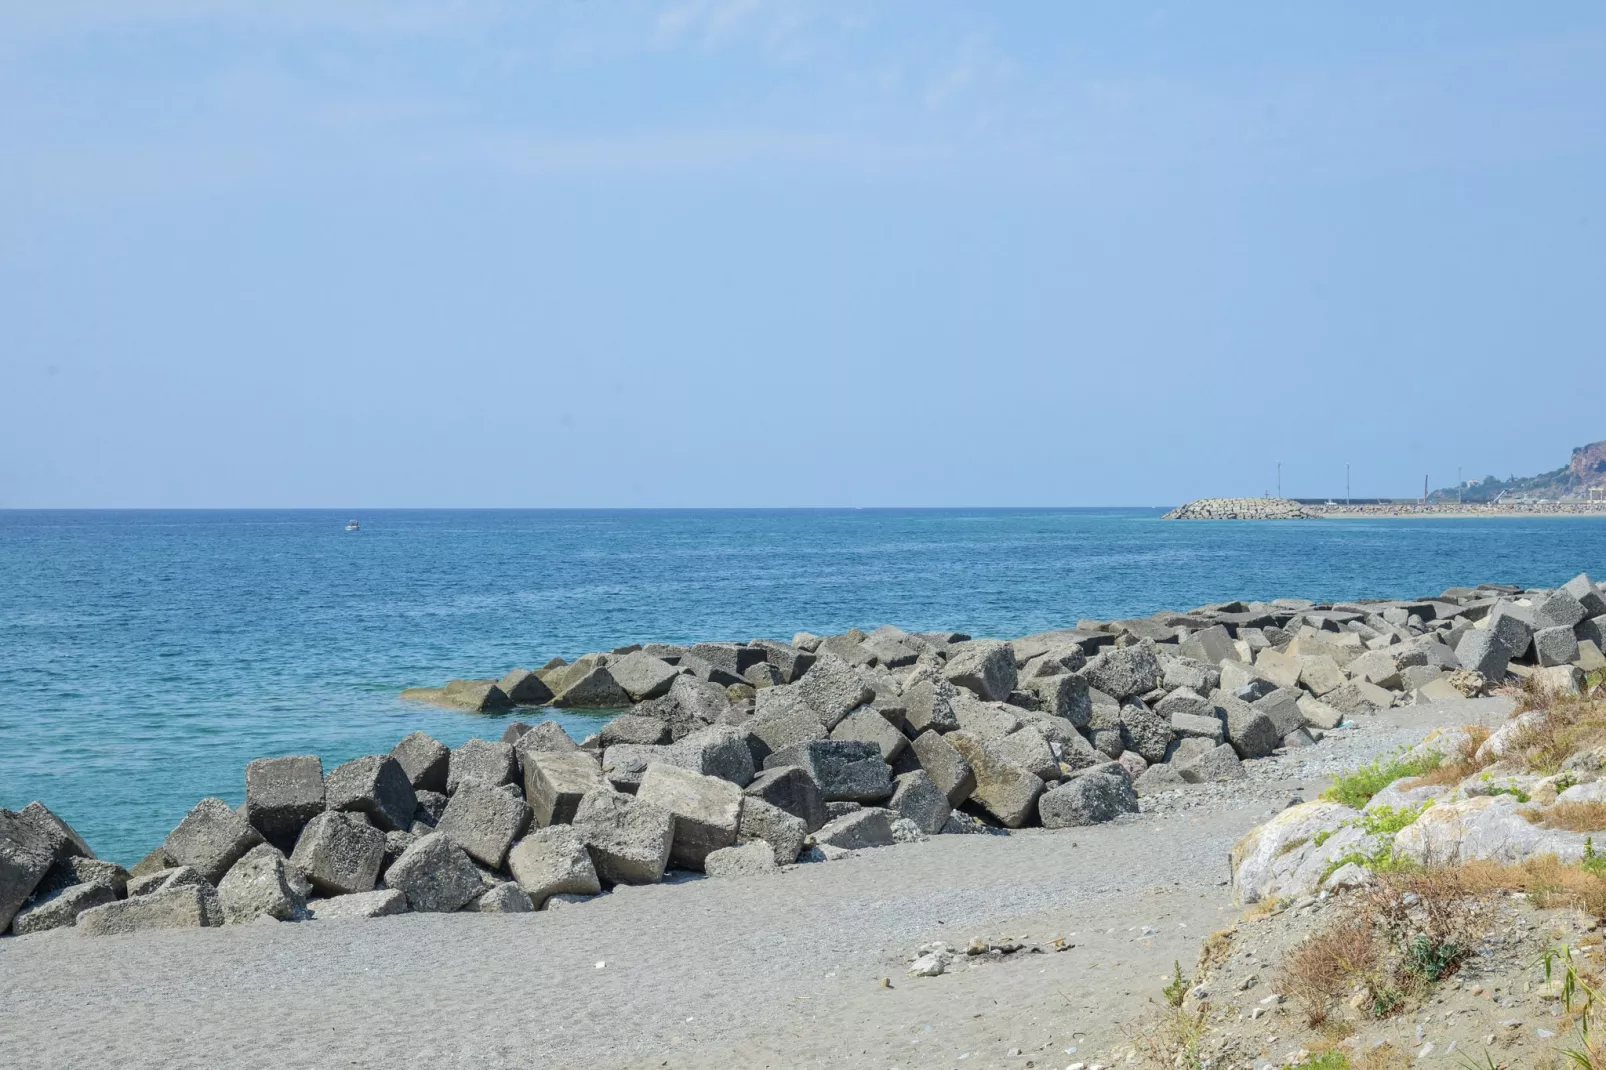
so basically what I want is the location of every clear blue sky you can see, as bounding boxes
[3,2,1603,508]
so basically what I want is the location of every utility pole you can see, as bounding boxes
[1423,474,1429,505]
[1346,464,1350,506]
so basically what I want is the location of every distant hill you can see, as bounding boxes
[1431,438,1606,502]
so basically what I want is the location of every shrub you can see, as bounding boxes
[1528,802,1606,833]
[1325,752,1443,809]
[1279,915,1378,1027]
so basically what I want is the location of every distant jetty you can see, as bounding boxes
[1165,496,1606,519]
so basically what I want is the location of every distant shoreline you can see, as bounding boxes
[1165,497,1606,520]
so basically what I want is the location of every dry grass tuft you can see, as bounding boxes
[1279,916,1378,1027]
[1527,801,1606,833]
[1400,724,1493,790]
[1198,927,1235,973]
[1353,1043,1411,1070]
[1503,693,1606,775]
[1457,855,1606,917]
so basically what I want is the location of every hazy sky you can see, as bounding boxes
[3,2,1604,507]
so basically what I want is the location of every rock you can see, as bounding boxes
[1252,648,1302,689]
[498,667,555,707]
[1231,802,1360,903]
[690,641,768,679]
[506,825,604,905]
[1161,654,1221,696]
[668,674,736,725]
[606,651,681,702]
[1534,589,1588,631]
[1323,679,1395,716]
[1020,673,1092,726]
[551,663,632,709]
[435,782,531,869]
[1297,694,1345,730]
[889,770,952,835]
[310,889,409,920]
[1346,649,1404,689]
[127,864,208,898]
[465,881,534,913]
[570,789,674,885]
[794,653,876,728]
[243,755,326,853]
[447,738,516,794]
[743,766,828,832]
[747,701,830,760]
[1082,642,1162,700]
[513,722,580,769]
[1117,701,1173,764]
[1579,639,1606,673]
[995,726,1060,781]
[413,790,448,826]
[830,706,908,762]
[943,732,1044,828]
[1219,697,1278,759]
[1180,624,1238,665]
[1,809,60,933]
[1253,689,1306,738]
[523,750,608,827]
[1133,763,1187,796]
[383,832,485,913]
[763,740,893,803]
[1534,625,1581,668]
[326,756,417,833]
[31,856,128,900]
[751,638,817,682]
[390,732,451,793]
[1281,727,1317,748]
[1053,727,1105,772]
[1178,743,1247,783]
[77,882,221,936]
[1170,711,1225,743]
[600,715,672,747]
[901,678,960,734]
[1561,573,1606,617]
[951,694,1023,740]
[1039,768,1139,827]
[910,730,977,806]
[1156,687,1214,720]
[636,764,743,870]
[289,811,386,896]
[942,639,1018,701]
[670,725,757,786]
[11,881,119,935]
[1117,750,1148,779]
[1295,655,1346,697]
[1395,794,1587,865]
[415,679,512,713]
[813,807,898,850]
[162,797,266,884]
[735,798,808,864]
[218,843,305,923]
[704,841,779,877]
[1086,689,1125,757]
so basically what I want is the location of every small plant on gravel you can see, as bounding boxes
[1163,960,1188,1008]
[1402,725,1494,790]
[1543,944,1606,1068]
[1316,803,1432,884]
[1587,839,1606,878]
[1292,1051,1351,1068]
[1325,751,1443,809]
[1279,915,1378,1027]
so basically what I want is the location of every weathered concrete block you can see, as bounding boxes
[743,766,828,832]
[1253,689,1305,738]
[1534,625,1581,668]
[1323,679,1394,716]
[390,732,450,793]
[550,663,632,709]
[218,843,305,924]
[1,809,59,933]
[1297,694,1345,730]
[435,782,531,869]
[762,740,893,803]
[703,841,779,878]
[813,807,898,850]
[671,725,756,786]
[909,730,976,807]
[1561,573,1606,618]
[1456,629,1512,681]
[245,755,325,852]
[942,639,1018,701]
[1169,710,1225,743]
[608,651,681,702]
[889,770,951,835]
[498,667,555,707]
[1218,697,1278,759]
[523,750,607,827]
[1039,768,1138,827]
[747,704,830,762]
[570,789,673,885]
[1083,642,1162,700]
[795,653,876,728]
[1117,701,1173,764]
[830,706,908,762]
[943,731,1043,828]
[1295,655,1345,697]
[465,881,534,913]
[1251,648,1302,689]
[1534,589,1588,631]
[600,714,672,747]
[901,677,960,734]
[735,797,807,864]
[32,856,128,902]
[507,826,604,905]
[1180,624,1237,665]
[1020,673,1092,726]
[326,756,417,833]
[995,726,1059,781]
[447,738,516,795]
[163,797,265,884]
[1178,743,1247,783]
[127,864,207,898]
[289,811,385,896]
[1346,649,1403,690]
[951,694,1023,740]
[310,888,408,920]
[1485,606,1534,659]
[11,881,118,935]
[636,764,743,870]
[384,832,483,913]
[1156,687,1213,720]
[1133,762,1187,796]
[78,883,220,936]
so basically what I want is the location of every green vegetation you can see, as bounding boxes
[1584,838,1606,878]
[1162,959,1188,1008]
[1316,802,1433,884]
[1324,752,1442,809]
[1292,1051,1350,1069]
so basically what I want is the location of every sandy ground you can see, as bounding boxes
[0,698,1513,1070]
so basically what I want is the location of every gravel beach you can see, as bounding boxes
[0,698,1512,1070]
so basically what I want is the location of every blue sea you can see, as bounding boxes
[3,508,1605,864]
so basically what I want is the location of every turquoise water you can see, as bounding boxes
[3,508,1605,864]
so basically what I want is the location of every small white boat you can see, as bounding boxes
[344,520,360,532]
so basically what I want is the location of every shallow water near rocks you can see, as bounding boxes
[3,507,1604,863]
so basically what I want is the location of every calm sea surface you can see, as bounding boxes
[3,508,1605,863]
